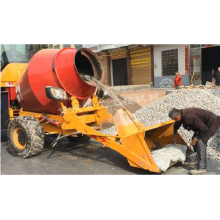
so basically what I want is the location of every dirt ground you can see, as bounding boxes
[118,89,167,107]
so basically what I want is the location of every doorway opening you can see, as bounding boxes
[112,58,128,86]
[201,46,220,85]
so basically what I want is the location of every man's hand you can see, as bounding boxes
[172,135,177,145]
[191,137,198,147]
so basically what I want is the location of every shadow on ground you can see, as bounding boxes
[40,136,159,175]
[2,130,219,175]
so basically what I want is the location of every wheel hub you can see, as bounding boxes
[13,128,27,150]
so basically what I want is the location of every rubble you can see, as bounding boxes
[158,78,174,88]
[102,89,220,160]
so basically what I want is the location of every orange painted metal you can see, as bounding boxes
[39,115,61,127]
[6,87,16,100]
[18,95,188,173]
[13,127,26,150]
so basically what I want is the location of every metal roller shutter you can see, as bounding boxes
[130,47,152,84]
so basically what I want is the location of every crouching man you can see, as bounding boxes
[168,108,220,175]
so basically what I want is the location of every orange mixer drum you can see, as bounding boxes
[15,48,103,114]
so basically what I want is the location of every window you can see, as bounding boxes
[63,44,71,48]
[75,44,82,49]
[190,44,201,49]
[54,44,60,49]
[190,44,206,49]
[1,44,40,71]
[162,49,178,76]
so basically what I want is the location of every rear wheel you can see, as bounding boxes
[67,134,91,143]
[7,116,44,158]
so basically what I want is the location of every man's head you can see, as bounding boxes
[175,71,179,77]
[218,67,220,72]
[168,108,182,122]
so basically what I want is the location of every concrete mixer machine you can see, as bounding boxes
[7,47,187,173]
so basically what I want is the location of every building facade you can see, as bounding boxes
[83,44,191,88]
[153,44,190,88]
[189,44,220,86]
[83,44,154,86]
[79,44,220,87]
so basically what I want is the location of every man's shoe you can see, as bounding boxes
[189,169,206,175]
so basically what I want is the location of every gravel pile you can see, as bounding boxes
[158,78,174,88]
[102,89,220,160]
[208,89,220,99]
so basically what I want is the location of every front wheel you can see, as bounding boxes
[7,116,44,158]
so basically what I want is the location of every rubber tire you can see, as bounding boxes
[7,116,44,158]
[67,134,91,143]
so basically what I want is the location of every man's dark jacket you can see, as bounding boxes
[174,108,220,143]
[213,71,220,85]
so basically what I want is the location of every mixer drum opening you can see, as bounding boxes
[75,48,103,85]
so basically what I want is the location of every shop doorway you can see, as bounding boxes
[112,58,128,86]
[202,46,220,85]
